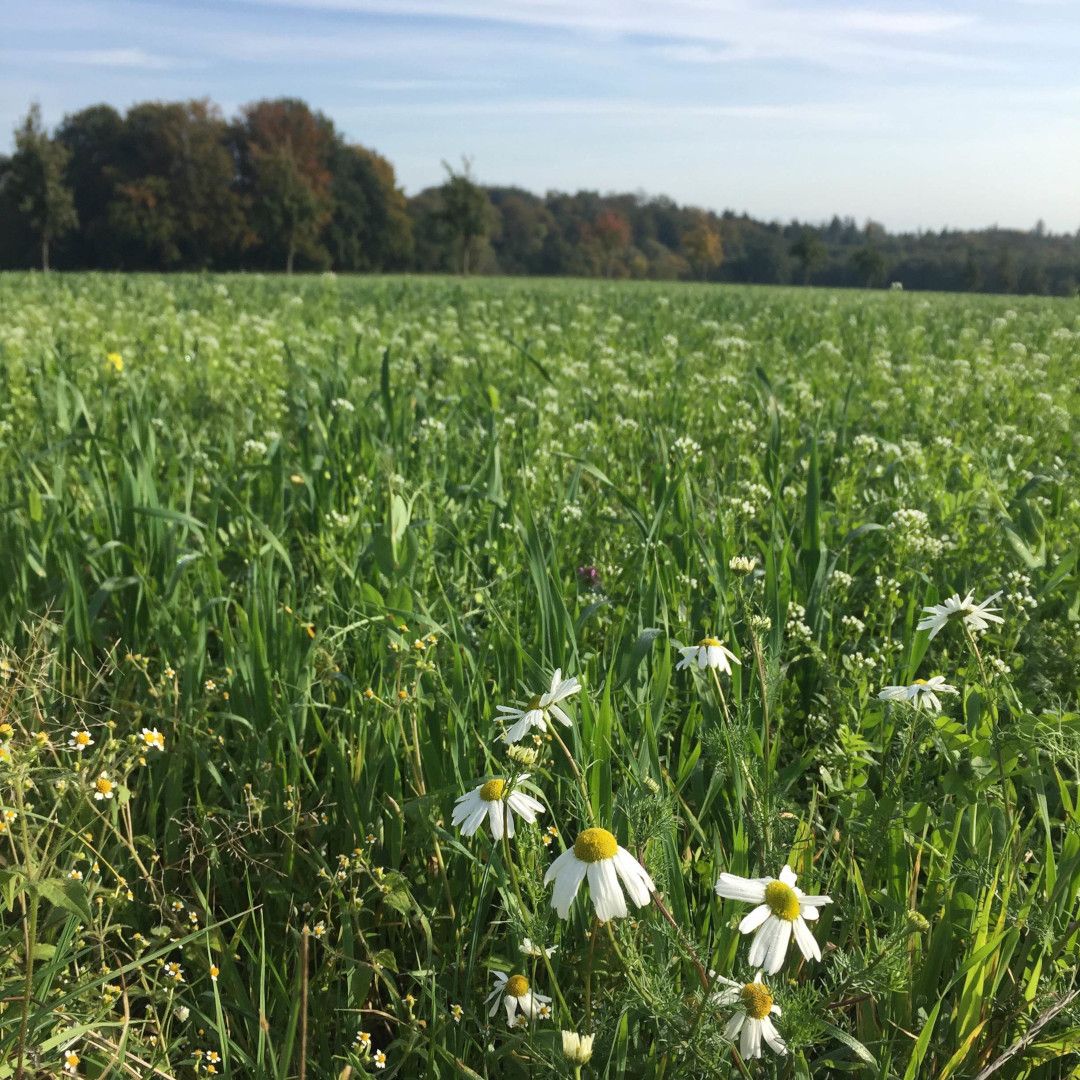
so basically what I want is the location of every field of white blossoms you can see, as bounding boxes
[0,273,1078,1079]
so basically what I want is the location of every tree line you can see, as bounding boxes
[2,97,1078,295]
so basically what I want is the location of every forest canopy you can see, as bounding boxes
[1,97,1077,295]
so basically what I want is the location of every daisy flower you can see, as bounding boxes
[69,729,94,752]
[544,827,654,922]
[714,864,831,974]
[497,669,580,744]
[713,972,786,1059]
[451,775,544,840]
[561,1031,595,1064]
[521,937,557,958]
[62,1049,81,1075]
[94,774,115,801]
[140,727,165,751]
[877,676,958,712]
[676,636,740,675]
[917,591,1004,639]
[485,971,552,1028]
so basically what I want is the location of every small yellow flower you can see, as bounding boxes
[0,744,10,765]
[450,1003,464,1022]
[105,351,124,373]
[374,1050,387,1069]
[397,689,409,701]
[94,774,115,801]
[69,730,94,752]
[140,727,165,752]
[355,1030,372,1050]
[0,722,12,738]
[209,964,220,981]
[164,961,184,982]
[63,1049,81,1074]
[364,688,375,699]
[311,921,326,939]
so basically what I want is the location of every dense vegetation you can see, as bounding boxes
[0,273,1078,1078]
[2,98,1079,294]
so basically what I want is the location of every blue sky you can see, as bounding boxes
[3,0,1079,231]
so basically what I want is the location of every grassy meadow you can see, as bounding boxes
[0,272,1078,1078]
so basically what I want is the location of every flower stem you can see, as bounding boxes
[549,726,596,825]
[499,825,570,1019]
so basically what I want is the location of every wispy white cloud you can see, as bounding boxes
[835,11,972,35]
[10,47,190,70]
[346,96,876,128]
[223,0,992,73]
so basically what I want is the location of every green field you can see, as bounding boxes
[1,273,1078,1078]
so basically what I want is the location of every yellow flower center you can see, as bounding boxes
[764,880,801,921]
[96,777,114,795]
[913,678,929,686]
[740,982,774,1020]
[505,974,529,997]
[526,694,544,711]
[698,636,722,647]
[574,827,618,863]
[479,779,506,802]
[75,732,91,745]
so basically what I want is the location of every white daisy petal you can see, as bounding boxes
[550,856,588,918]
[748,916,777,968]
[792,916,821,962]
[715,873,767,903]
[739,904,772,934]
[613,848,654,907]
[761,1016,787,1056]
[765,918,792,974]
[588,859,628,921]
[723,1012,745,1041]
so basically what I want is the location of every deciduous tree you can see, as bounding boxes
[6,104,77,270]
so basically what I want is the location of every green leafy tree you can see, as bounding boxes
[851,245,886,287]
[439,158,490,275]
[106,177,179,268]
[55,104,124,267]
[790,227,826,284]
[6,104,77,270]
[325,142,412,271]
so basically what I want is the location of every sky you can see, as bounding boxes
[3,0,1079,232]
